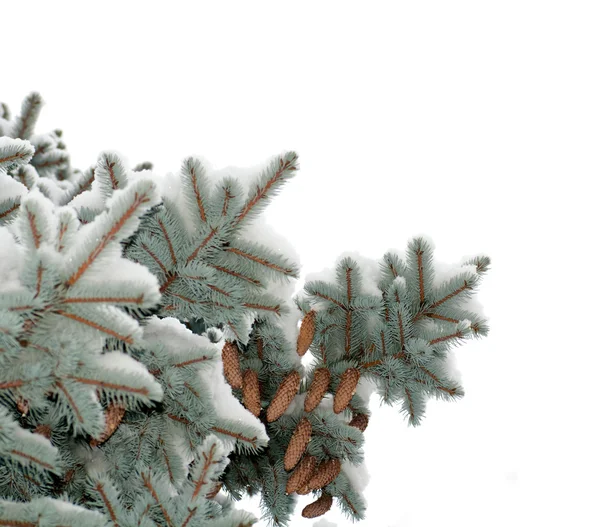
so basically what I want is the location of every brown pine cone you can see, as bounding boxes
[266,370,301,422]
[349,412,369,432]
[222,340,243,389]
[286,455,317,494]
[304,367,330,412]
[90,403,126,447]
[333,368,360,414]
[206,481,222,499]
[297,310,316,357]
[284,418,312,471]
[302,492,333,518]
[296,484,312,495]
[306,458,341,491]
[242,369,261,416]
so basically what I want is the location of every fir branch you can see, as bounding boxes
[66,188,154,287]
[225,246,295,276]
[140,243,169,276]
[208,263,262,286]
[141,471,174,527]
[93,482,119,525]
[0,201,21,220]
[419,280,472,317]
[26,211,41,248]
[64,376,150,397]
[211,426,258,447]
[242,302,281,315]
[232,152,298,227]
[157,219,177,266]
[54,310,134,343]
[186,226,219,264]
[429,329,464,346]
[191,441,218,499]
[55,381,84,423]
[8,449,55,471]
[61,294,145,305]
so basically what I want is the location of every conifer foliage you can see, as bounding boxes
[0,93,490,526]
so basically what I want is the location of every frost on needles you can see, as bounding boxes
[0,93,490,526]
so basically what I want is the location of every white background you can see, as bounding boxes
[3,1,599,526]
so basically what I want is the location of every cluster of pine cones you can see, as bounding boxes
[222,310,369,519]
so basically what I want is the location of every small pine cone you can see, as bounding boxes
[286,455,317,494]
[302,492,333,519]
[222,340,243,389]
[304,367,330,412]
[306,458,341,491]
[333,368,361,414]
[90,403,126,447]
[266,370,301,422]
[297,310,316,357]
[349,412,369,432]
[206,481,222,499]
[242,369,261,417]
[284,418,312,471]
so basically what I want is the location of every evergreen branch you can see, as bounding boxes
[32,152,69,169]
[343,493,359,515]
[93,482,119,525]
[414,280,472,320]
[9,449,54,471]
[416,367,460,396]
[65,376,150,396]
[157,219,177,266]
[312,292,346,310]
[54,310,134,343]
[141,472,174,527]
[345,310,352,354]
[346,267,353,303]
[186,226,219,264]
[221,188,233,216]
[55,381,84,423]
[211,426,258,446]
[26,211,41,249]
[168,291,197,304]
[0,201,21,220]
[225,246,295,275]
[191,441,218,499]
[66,189,153,287]
[206,283,232,297]
[11,92,42,140]
[242,302,281,315]
[429,330,464,346]
[0,380,25,390]
[140,243,169,276]
[167,413,190,425]
[34,264,43,298]
[417,248,425,303]
[160,439,174,483]
[208,263,262,286]
[397,309,406,350]
[186,159,208,223]
[61,294,145,305]
[159,272,178,293]
[404,387,415,420]
[425,313,460,324]
[232,152,298,227]
[182,508,198,527]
